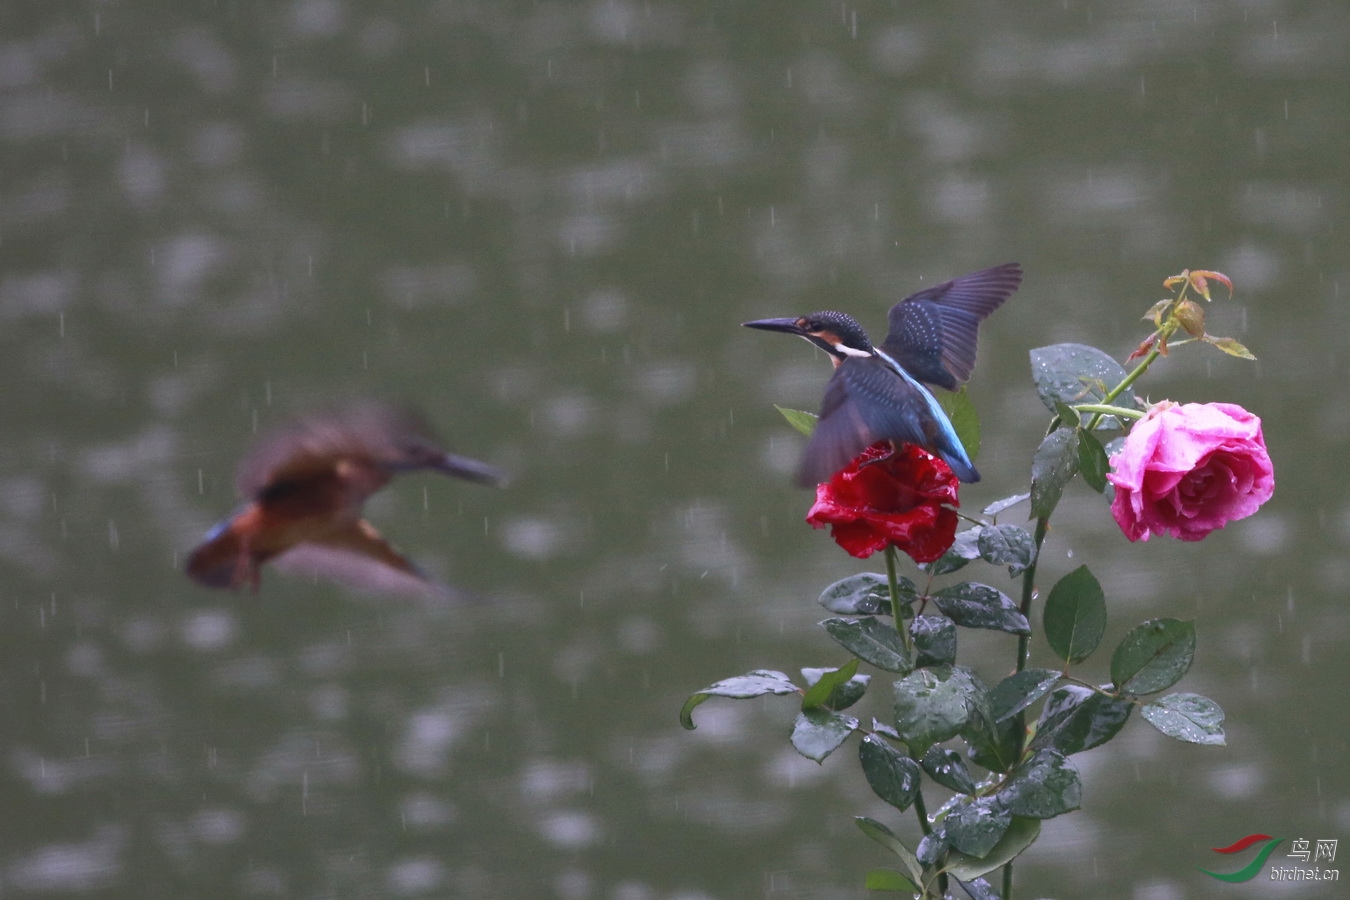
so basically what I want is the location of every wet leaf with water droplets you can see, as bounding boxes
[1141,692,1225,745]
[945,798,1012,858]
[790,708,858,762]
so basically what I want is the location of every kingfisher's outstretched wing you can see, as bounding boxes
[798,356,978,486]
[881,263,1022,390]
[271,520,458,600]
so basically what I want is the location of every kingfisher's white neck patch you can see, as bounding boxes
[832,343,871,358]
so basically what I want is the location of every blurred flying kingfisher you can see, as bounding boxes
[744,262,1022,486]
[186,402,506,594]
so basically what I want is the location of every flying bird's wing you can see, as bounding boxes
[881,263,1022,390]
[798,356,944,486]
[237,403,506,499]
[235,404,407,500]
[271,519,455,599]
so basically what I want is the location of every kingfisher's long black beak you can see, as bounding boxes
[435,453,510,488]
[742,317,806,336]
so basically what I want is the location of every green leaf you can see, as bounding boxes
[858,734,922,811]
[1042,565,1107,665]
[855,817,924,886]
[922,527,982,576]
[802,667,871,711]
[790,708,858,762]
[944,798,1012,858]
[1110,618,1196,695]
[680,670,798,729]
[950,876,999,900]
[801,659,861,710]
[1141,693,1226,745]
[966,715,1023,775]
[1052,399,1081,429]
[1204,335,1257,360]
[821,617,913,673]
[944,817,1041,882]
[976,524,1037,576]
[1030,343,1136,414]
[910,615,957,667]
[988,668,1063,723]
[999,749,1082,818]
[932,582,1031,636]
[893,665,988,755]
[920,746,977,794]
[1029,685,1132,755]
[863,869,918,892]
[775,405,818,436]
[1076,428,1110,493]
[871,719,902,741]
[1030,427,1080,520]
[818,573,895,616]
[937,386,981,461]
[982,492,1030,517]
[916,829,949,867]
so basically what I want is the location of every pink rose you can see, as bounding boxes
[1107,401,1274,542]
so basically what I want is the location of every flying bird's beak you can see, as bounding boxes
[435,453,510,488]
[742,317,806,336]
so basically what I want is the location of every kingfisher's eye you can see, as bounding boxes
[798,317,816,331]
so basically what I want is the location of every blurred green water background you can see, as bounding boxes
[1,2,1347,897]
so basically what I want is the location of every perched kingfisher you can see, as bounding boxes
[744,262,1022,486]
[186,402,506,594]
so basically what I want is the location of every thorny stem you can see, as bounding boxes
[911,789,948,897]
[1002,515,1049,900]
[884,546,912,655]
[1014,517,1049,676]
[1084,346,1158,433]
[884,546,945,896]
[1003,279,1201,900]
[1073,403,1145,421]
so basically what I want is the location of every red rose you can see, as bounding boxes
[806,443,960,563]
[1107,401,1274,542]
